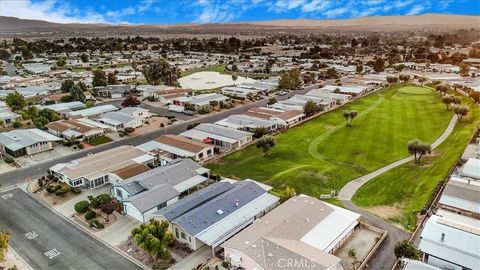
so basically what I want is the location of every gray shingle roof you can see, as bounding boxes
[0,129,61,151]
[194,123,252,140]
[115,159,209,213]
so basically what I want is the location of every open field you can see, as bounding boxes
[208,85,453,198]
[353,91,480,231]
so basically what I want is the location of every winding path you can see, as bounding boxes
[337,114,458,269]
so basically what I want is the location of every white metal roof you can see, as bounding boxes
[300,203,360,252]
[461,158,480,180]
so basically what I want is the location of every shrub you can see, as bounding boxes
[78,144,84,149]
[71,187,81,194]
[12,121,22,128]
[89,194,112,208]
[46,185,61,193]
[89,219,104,229]
[37,178,44,187]
[55,183,71,196]
[198,107,209,114]
[85,210,97,220]
[124,127,135,133]
[74,200,90,213]
[221,262,228,268]
[4,157,14,163]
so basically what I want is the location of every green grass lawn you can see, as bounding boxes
[352,91,480,231]
[87,135,113,146]
[207,85,453,199]
[181,64,227,77]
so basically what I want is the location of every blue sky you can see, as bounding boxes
[0,0,478,24]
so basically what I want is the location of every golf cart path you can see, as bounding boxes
[337,114,457,270]
[338,114,458,201]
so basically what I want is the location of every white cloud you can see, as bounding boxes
[301,0,332,13]
[406,5,425,15]
[322,7,349,18]
[0,0,108,23]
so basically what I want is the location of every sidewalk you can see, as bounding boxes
[1,245,34,270]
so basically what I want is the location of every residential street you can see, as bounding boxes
[0,86,315,189]
[0,188,142,270]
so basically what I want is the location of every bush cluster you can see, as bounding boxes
[74,200,90,213]
[85,210,97,220]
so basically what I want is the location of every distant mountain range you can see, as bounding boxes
[1,14,479,37]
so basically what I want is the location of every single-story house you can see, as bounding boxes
[244,107,305,127]
[136,84,170,97]
[37,101,87,118]
[180,123,253,150]
[136,134,215,162]
[320,85,367,95]
[306,89,351,104]
[154,88,191,103]
[98,111,143,131]
[46,119,104,141]
[118,107,151,121]
[222,195,361,270]
[111,159,210,222]
[0,129,61,157]
[221,87,258,99]
[419,209,480,270]
[94,85,132,98]
[0,110,21,124]
[49,145,154,188]
[67,104,119,119]
[215,114,278,132]
[154,179,279,253]
[438,176,480,216]
[173,93,230,111]
[461,158,480,180]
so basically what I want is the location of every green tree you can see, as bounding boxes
[92,70,107,87]
[356,63,363,74]
[435,84,449,95]
[441,95,453,110]
[256,135,276,157]
[407,139,431,163]
[70,84,86,102]
[459,63,469,76]
[80,53,89,63]
[394,64,405,72]
[253,127,267,138]
[131,219,175,260]
[278,185,296,203]
[61,79,75,93]
[278,69,301,90]
[394,240,421,259]
[386,75,398,85]
[399,74,410,85]
[304,100,320,117]
[85,100,95,108]
[56,58,66,68]
[373,57,385,72]
[143,60,180,86]
[349,110,358,126]
[107,72,118,85]
[267,97,277,105]
[418,77,427,86]
[454,105,469,121]
[0,230,10,262]
[5,92,26,112]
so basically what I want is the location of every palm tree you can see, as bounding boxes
[349,110,358,126]
[343,110,351,126]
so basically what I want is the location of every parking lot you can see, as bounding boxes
[0,188,141,270]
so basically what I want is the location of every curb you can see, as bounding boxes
[20,186,149,270]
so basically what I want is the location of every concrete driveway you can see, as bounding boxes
[169,245,211,270]
[0,188,142,270]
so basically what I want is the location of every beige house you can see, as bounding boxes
[0,129,61,157]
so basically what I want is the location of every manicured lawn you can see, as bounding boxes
[352,91,480,231]
[208,85,453,199]
[181,64,227,77]
[87,135,113,146]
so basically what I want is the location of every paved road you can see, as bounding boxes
[0,188,141,270]
[0,86,316,189]
[338,114,458,269]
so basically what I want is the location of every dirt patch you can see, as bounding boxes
[367,205,401,220]
[119,235,176,270]
[131,116,169,136]
[28,181,80,206]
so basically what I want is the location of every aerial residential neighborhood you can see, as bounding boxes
[0,1,480,270]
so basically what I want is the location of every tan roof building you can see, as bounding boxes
[49,145,154,188]
[222,195,361,270]
[137,134,215,162]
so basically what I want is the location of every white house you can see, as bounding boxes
[180,123,253,150]
[111,159,210,222]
